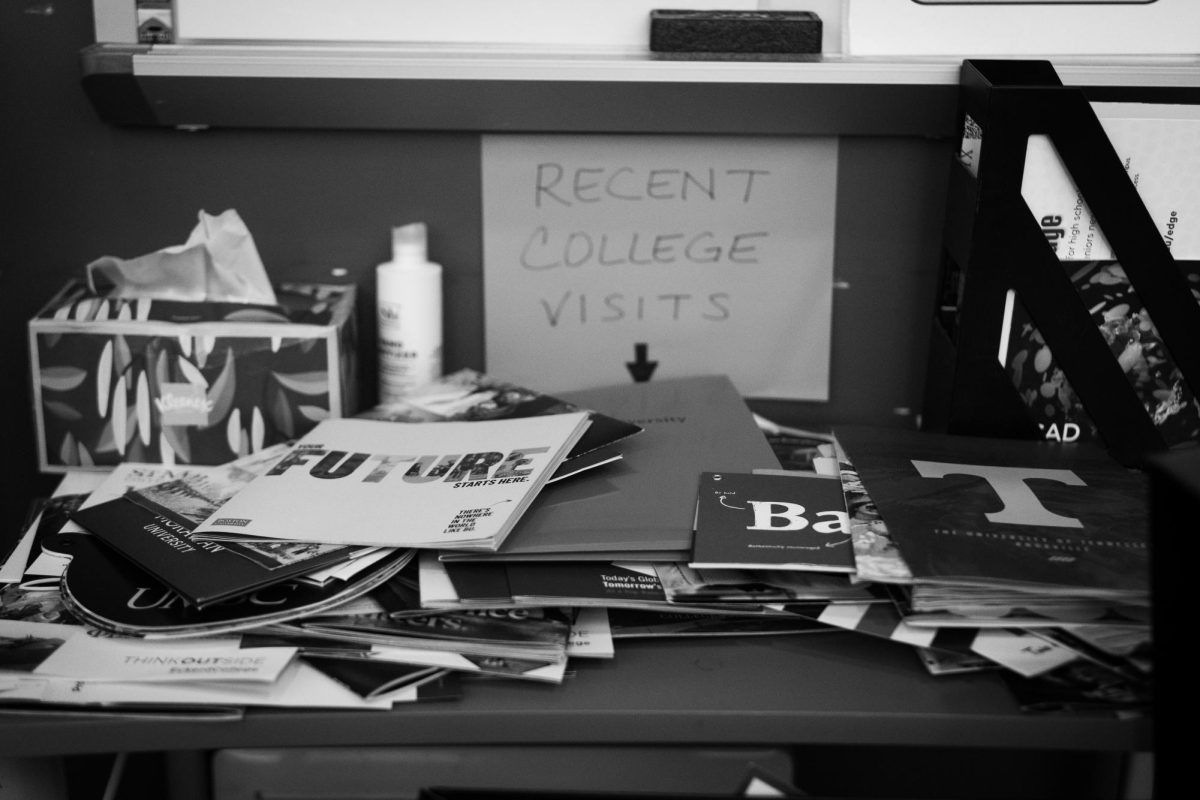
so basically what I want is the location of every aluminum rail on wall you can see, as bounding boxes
[77,42,1200,135]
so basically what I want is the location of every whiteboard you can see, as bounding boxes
[171,0,757,46]
[481,134,838,400]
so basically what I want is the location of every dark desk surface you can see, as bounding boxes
[0,629,1151,759]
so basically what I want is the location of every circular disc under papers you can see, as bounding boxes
[60,534,413,638]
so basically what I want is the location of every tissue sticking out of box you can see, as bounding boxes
[85,209,278,306]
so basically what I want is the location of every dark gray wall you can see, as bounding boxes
[1,4,953,537]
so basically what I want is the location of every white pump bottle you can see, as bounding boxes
[376,222,443,403]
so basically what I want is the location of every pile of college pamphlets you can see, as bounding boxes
[0,371,1152,715]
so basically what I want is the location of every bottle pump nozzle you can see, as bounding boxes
[391,222,428,265]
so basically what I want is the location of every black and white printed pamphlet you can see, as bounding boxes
[689,471,855,573]
[191,414,592,551]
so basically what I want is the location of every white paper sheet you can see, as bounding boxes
[482,134,838,400]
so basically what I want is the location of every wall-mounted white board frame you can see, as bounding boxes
[86,0,1200,135]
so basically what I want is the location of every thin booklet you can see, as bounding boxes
[444,374,779,561]
[191,413,592,551]
[688,471,855,573]
[69,455,369,609]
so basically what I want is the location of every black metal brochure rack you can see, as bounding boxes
[925,59,1200,467]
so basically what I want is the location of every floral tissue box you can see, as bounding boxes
[28,280,358,472]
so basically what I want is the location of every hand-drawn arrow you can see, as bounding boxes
[625,342,658,382]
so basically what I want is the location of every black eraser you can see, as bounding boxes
[649,9,822,56]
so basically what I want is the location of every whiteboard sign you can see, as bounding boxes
[481,135,838,399]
